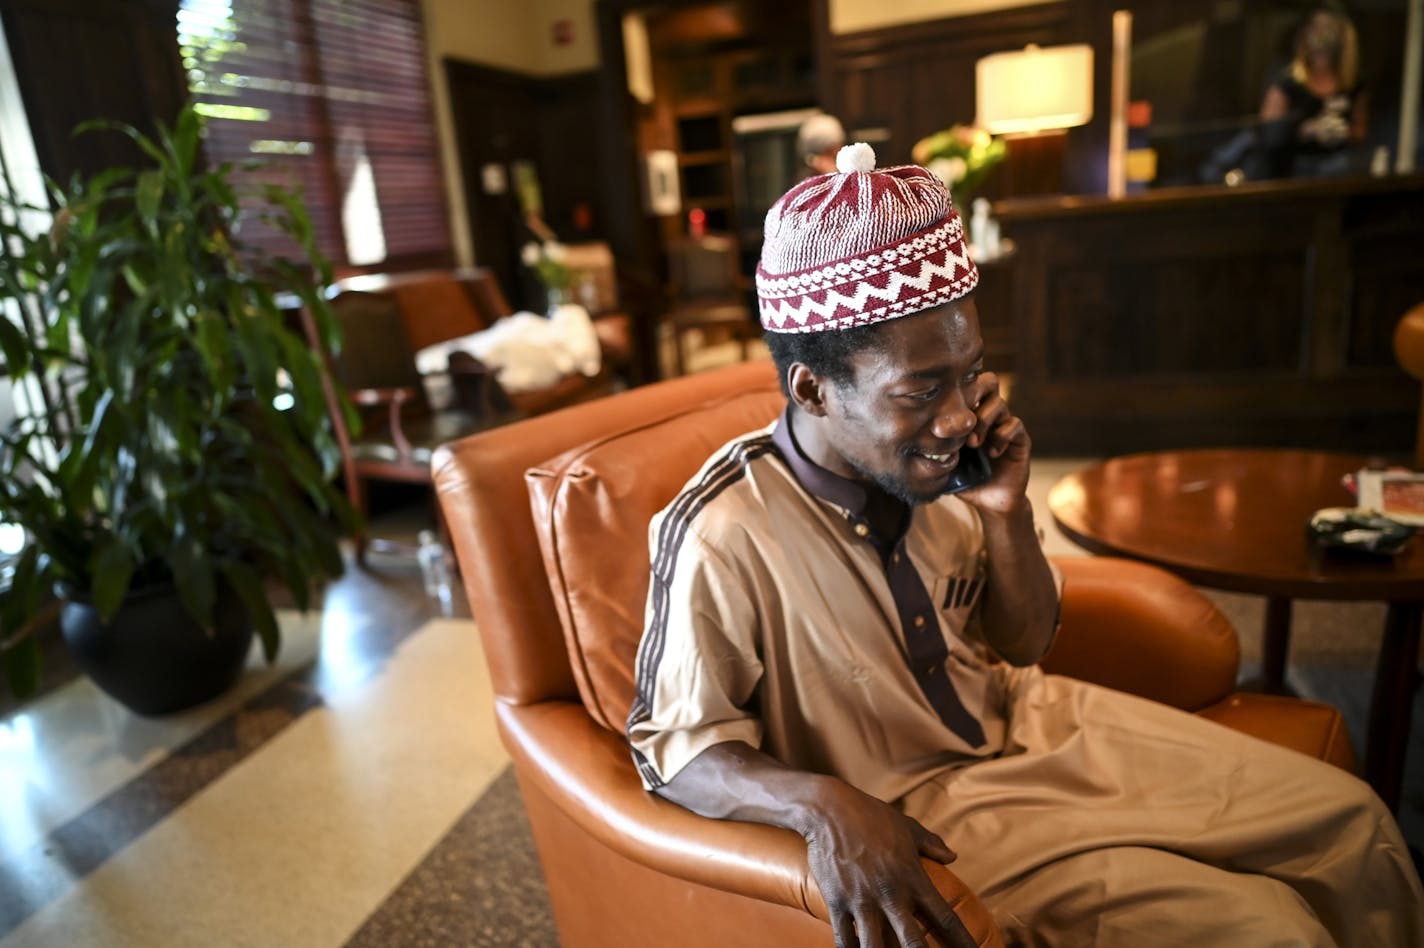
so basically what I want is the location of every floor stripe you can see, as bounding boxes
[0,617,506,948]
[0,615,326,937]
[345,767,557,947]
[0,610,323,857]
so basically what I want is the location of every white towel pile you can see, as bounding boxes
[413,303,602,395]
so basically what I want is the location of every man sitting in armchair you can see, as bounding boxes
[626,143,1423,947]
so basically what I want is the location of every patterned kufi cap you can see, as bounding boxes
[756,142,978,333]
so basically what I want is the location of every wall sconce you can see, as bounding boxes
[976,43,1094,136]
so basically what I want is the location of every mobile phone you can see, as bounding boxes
[942,445,992,495]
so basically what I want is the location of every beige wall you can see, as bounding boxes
[538,0,601,76]
[425,0,598,77]
[421,0,601,266]
[830,0,1062,35]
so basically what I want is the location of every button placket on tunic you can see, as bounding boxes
[855,515,987,749]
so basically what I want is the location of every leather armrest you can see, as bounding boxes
[1043,556,1240,711]
[497,700,1001,946]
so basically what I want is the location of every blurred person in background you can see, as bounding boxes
[1258,4,1369,177]
[796,114,846,178]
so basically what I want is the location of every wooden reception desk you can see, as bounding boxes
[994,173,1424,456]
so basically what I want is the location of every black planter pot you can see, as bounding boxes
[59,582,254,716]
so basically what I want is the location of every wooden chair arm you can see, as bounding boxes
[349,385,421,406]
[349,385,419,461]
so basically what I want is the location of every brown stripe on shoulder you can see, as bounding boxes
[626,434,778,743]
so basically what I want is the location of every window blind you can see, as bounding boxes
[177,0,449,271]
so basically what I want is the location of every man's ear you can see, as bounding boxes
[787,363,830,417]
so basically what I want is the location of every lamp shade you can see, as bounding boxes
[977,44,1094,135]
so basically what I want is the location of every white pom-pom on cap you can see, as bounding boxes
[836,142,876,174]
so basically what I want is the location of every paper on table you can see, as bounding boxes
[1356,468,1424,526]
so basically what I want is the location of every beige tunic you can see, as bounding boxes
[627,416,1424,946]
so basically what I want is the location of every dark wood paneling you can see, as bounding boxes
[444,60,544,311]
[1035,199,1317,379]
[972,254,1017,371]
[1,0,187,186]
[997,174,1424,455]
[1046,252,1306,378]
[444,61,614,314]
[822,2,1074,183]
[536,73,609,240]
[1344,194,1424,369]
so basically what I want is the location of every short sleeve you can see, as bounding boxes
[627,522,765,789]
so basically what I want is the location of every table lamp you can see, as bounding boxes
[976,43,1093,199]
[976,43,1094,136]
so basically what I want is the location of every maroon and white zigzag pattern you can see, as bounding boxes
[758,241,979,332]
[756,218,966,300]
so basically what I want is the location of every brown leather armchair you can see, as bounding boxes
[432,359,1355,948]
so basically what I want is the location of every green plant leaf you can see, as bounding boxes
[0,313,29,373]
[78,117,168,170]
[170,102,202,183]
[134,169,164,233]
[1,545,44,631]
[171,530,214,625]
[219,562,279,663]
[120,263,150,298]
[56,386,114,508]
[89,536,135,621]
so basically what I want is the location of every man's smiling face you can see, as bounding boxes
[811,298,988,505]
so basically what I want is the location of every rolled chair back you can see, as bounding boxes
[432,360,781,707]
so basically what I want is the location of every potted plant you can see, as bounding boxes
[0,104,356,713]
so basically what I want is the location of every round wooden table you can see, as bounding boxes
[1048,448,1424,811]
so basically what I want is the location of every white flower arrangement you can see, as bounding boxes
[912,124,1008,208]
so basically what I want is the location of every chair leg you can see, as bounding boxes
[349,476,371,568]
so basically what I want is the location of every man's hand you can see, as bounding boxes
[958,369,1030,516]
[950,368,1059,667]
[656,743,978,948]
[801,779,976,948]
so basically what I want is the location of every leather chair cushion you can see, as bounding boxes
[527,385,784,731]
